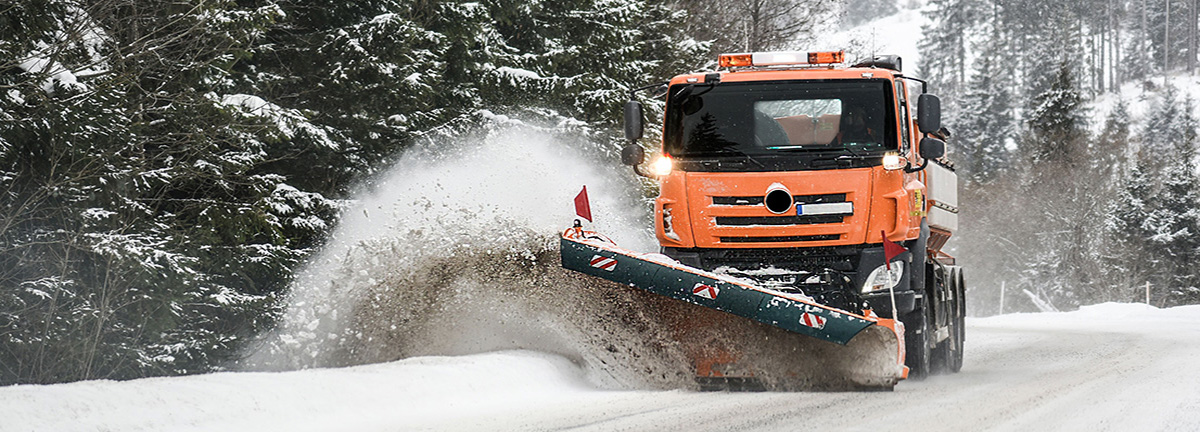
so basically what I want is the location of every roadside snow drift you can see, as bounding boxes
[4,303,1199,432]
[0,351,599,432]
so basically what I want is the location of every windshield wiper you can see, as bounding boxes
[811,148,884,167]
[765,145,841,152]
[683,149,768,169]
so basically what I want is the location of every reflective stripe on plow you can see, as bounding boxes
[692,283,719,299]
[800,312,827,329]
[589,255,617,271]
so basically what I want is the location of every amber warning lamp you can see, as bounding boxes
[718,51,845,68]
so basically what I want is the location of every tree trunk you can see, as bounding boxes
[1166,0,1172,76]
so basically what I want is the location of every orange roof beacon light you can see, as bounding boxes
[807,51,845,64]
[718,53,753,68]
[718,51,845,68]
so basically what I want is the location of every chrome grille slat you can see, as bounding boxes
[719,234,841,243]
[715,215,844,226]
[712,193,847,206]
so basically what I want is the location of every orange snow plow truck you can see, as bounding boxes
[560,51,964,390]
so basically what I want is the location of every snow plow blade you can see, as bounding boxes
[561,228,907,389]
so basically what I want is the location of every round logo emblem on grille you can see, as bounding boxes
[764,185,793,214]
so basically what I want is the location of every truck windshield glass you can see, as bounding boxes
[664,80,896,158]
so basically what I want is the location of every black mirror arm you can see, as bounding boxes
[632,163,655,178]
[903,157,930,173]
[629,82,669,100]
[898,76,928,94]
[907,134,946,172]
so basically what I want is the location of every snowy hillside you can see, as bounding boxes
[816,3,929,70]
[4,303,1198,432]
[1090,74,1200,136]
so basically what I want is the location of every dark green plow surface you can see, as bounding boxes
[560,237,875,345]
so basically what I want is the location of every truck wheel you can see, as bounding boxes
[949,268,966,372]
[903,301,932,380]
[931,266,957,374]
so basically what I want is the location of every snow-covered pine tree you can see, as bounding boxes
[954,34,1015,184]
[1025,62,1089,170]
[480,0,660,124]
[1121,0,1157,82]
[242,0,483,187]
[3,0,718,384]
[0,0,336,385]
[1143,0,1197,74]
[1152,157,1200,305]
[1096,101,1132,172]
[1139,90,1200,305]
[1014,61,1099,308]
[1106,158,1155,301]
[917,0,984,106]
[673,0,839,55]
[1141,85,1186,169]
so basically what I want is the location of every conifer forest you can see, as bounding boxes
[2,0,1199,386]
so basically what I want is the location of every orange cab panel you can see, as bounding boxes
[661,168,878,248]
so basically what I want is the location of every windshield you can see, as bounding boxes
[664,80,897,170]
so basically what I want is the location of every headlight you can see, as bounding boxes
[861,261,904,293]
[882,152,904,170]
[652,156,673,176]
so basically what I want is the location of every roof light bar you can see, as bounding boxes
[718,51,845,68]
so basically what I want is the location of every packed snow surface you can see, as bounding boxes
[4,302,1198,431]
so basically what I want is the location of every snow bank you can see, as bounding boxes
[972,302,1200,333]
[0,351,600,432]
[5,303,1198,431]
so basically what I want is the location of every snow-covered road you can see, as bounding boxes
[3,303,1198,432]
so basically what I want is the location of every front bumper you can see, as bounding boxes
[863,289,917,318]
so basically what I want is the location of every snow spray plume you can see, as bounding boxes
[244,124,899,391]
[244,125,696,389]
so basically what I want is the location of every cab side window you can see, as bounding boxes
[895,81,911,152]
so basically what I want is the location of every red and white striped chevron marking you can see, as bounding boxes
[589,255,617,271]
[692,283,719,299]
[800,312,827,329]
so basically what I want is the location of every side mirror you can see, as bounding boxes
[917,94,941,134]
[624,100,644,141]
[621,143,645,166]
[920,137,945,160]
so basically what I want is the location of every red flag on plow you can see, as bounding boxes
[882,230,907,270]
[574,186,593,222]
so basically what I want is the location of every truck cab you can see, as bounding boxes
[622,51,963,378]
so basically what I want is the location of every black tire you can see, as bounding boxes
[903,223,933,380]
[903,300,932,380]
[932,266,965,374]
[949,268,966,372]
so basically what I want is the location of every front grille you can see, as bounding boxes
[719,234,840,243]
[713,196,764,206]
[666,245,863,272]
[664,246,870,312]
[715,215,844,226]
[712,193,847,206]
